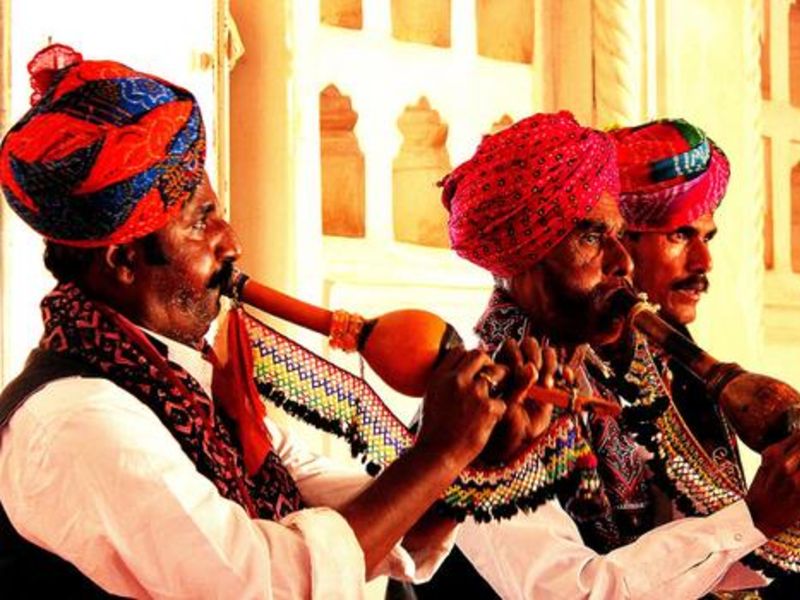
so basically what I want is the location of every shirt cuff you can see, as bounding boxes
[715,500,768,555]
[372,524,460,583]
[281,507,366,599]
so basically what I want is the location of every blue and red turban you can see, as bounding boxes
[0,44,205,247]
[443,111,619,277]
[609,118,729,231]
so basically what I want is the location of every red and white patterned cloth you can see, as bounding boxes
[443,111,619,277]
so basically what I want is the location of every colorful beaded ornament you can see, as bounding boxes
[240,308,597,521]
[622,330,800,575]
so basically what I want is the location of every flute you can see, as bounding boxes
[609,286,800,451]
[224,269,620,417]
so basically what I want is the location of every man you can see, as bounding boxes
[611,118,744,506]
[0,45,524,599]
[424,111,800,598]
[611,118,800,598]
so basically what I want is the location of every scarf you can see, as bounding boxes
[40,282,303,520]
[475,287,654,552]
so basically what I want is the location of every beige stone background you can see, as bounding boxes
[1,1,799,596]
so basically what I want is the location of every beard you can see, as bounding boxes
[539,263,627,346]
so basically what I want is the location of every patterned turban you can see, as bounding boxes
[609,118,729,231]
[443,111,619,278]
[0,44,206,247]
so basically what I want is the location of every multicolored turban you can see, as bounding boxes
[0,44,205,247]
[609,118,729,231]
[443,111,619,278]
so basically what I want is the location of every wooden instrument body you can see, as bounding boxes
[617,288,800,451]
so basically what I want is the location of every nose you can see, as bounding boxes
[686,238,712,273]
[603,236,634,279]
[214,219,243,263]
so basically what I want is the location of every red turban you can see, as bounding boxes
[0,44,205,247]
[443,112,619,278]
[609,119,729,231]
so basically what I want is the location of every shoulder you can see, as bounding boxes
[1,375,177,465]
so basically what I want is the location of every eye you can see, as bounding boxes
[581,232,602,245]
[667,230,689,243]
[191,216,208,233]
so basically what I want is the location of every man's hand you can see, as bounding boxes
[746,431,800,538]
[479,337,559,464]
[415,347,508,468]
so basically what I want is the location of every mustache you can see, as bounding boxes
[672,274,709,293]
[208,260,235,290]
[591,277,632,313]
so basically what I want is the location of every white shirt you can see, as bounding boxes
[458,493,768,599]
[452,359,767,599]
[0,332,454,599]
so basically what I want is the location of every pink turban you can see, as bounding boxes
[443,112,619,277]
[609,118,730,231]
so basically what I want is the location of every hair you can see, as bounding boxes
[43,232,169,283]
[43,241,100,284]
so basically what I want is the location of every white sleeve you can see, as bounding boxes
[0,377,365,600]
[265,418,458,583]
[457,498,767,600]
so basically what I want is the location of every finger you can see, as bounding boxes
[522,395,554,436]
[541,346,558,389]
[486,397,508,421]
[764,431,800,462]
[493,338,523,371]
[786,451,800,475]
[475,363,510,396]
[508,363,536,406]
[563,365,576,387]
[781,437,800,473]
[437,345,466,371]
[520,336,542,371]
[459,349,494,380]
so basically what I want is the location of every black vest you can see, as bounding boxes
[0,349,119,598]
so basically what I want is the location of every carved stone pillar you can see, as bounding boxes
[391,0,451,47]
[320,0,362,29]
[592,0,643,127]
[320,85,365,237]
[392,97,451,247]
[476,0,534,63]
[743,0,766,344]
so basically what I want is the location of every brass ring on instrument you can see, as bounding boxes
[329,310,366,352]
[627,299,659,329]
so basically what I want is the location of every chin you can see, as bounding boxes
[588,317,626,347]
[663,306,696,327]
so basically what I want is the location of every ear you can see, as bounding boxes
[103,244,137,285]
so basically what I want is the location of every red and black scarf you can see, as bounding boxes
[40,282,303,520]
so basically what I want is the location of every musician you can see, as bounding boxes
[0,45,537,599]
[610,118,799,598]
[421,111,800,599]
[610,119,744,516]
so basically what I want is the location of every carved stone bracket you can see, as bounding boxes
[320,85,366,237]
[393,97,451,247]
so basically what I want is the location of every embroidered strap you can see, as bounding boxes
[241,308,598,521]
[622,331,800,575]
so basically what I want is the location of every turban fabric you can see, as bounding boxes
[0,44,206,247]
[610,118,729,231]
[443,111,619,278]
